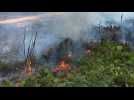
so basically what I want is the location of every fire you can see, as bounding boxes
[58,60,70,72]
[24,59,32,76]
[51,53,72,77]
[52,60,70,74]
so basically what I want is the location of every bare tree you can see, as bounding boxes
[121,13,124,25]
[23,30,26,58]
[23,31,38,75]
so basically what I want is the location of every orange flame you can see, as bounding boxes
[24,59,32,76]
[58,60,70,72]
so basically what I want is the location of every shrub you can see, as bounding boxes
[1,80,14,87]
[2,41,134,87]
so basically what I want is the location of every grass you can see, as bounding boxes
[1,41,134,87]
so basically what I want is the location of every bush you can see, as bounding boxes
[1,80,14,87]
[2,41,134,87]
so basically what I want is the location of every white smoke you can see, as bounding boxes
[0,12,134,62]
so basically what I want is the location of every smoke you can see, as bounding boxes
[40,12,104,41]
[0,12,134,62]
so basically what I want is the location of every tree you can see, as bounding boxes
[23,31,38,76]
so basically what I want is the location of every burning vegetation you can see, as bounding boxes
[2,13,134,87]
[23,32,38,76]
[2,40,134,87]
[52,60,70,77]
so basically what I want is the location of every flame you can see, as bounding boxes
[58,60,70,72]
[51,59,70,79]
[24,59,32,76]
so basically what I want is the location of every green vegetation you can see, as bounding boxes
[2,41,134,87]
[1,80,14,87]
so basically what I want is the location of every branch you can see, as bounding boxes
[29,32,38,58]
[26,32,34,60]
[23,29,26,58]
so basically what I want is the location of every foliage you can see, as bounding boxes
[1,80,14,87]
[2,41,134,87]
